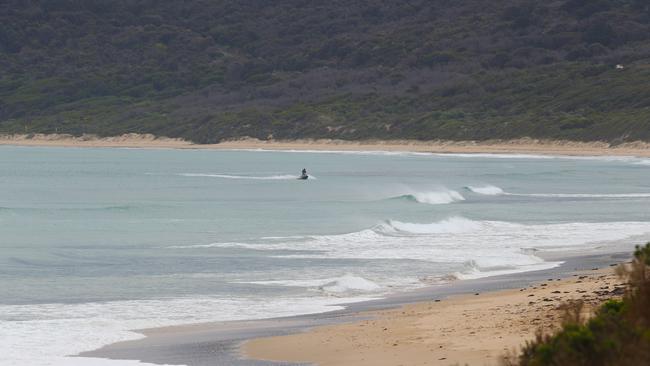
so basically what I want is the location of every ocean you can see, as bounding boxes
[2,146,650,365]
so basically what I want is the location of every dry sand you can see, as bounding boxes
[3,133,650,157]
[243,268,625,366]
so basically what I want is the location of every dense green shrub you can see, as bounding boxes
[504,243,650,366]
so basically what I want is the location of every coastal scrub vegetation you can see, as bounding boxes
[503,243,650,366]
[1,0,650,143]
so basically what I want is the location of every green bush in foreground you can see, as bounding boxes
[504,243,650,366]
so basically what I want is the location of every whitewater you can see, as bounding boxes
[2,146,650,365]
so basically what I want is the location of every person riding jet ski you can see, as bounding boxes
[299,168,308,180]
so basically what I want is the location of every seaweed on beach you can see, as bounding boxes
[502,243,650,366]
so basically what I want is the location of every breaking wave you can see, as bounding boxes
[453,259,560,280]
[391,189,465,204]
[513,192,650,198]
[246,274,382,294]
[376,217,481,235]
[320,275,381,293]
[465,185,505,195]
[0,295,372,366]
[465,184,650,198]
[167,217,650,304]
[171,218,650,270]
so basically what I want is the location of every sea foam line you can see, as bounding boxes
[465,185,650,198]
[178,173,299,180]
[242,274,382,294]
[464,185,505,195]
[169,217,650,265]
[0,295,376,366]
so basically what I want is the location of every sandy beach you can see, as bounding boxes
[80,252,631,366]
[243,266,625,366]
[3,133,650,157]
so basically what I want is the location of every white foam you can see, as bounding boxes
[407,190,465,204]
[464,184,650,198]
[246,274,382,294]
[166,242,249,249]
[199,218,650,272]
[454,260,561,280]
[511,192,650,198]
[178,173,298,180]
[14,216,650,366]
[383,187,465,205]
[0,295,376,366]
[465,185,505,195]
[174,219,650,265]
[378,217,481,235]
[321,275,381,293]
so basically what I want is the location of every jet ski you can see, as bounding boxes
[298,174,309,180]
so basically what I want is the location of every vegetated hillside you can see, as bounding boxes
[1,0,650,143]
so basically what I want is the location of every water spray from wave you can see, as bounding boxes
[465,185,505,195]
[179,173,302,180]
[390,189,465,204]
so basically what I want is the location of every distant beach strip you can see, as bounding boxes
[4,133,650,158]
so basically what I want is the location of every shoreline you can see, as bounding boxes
[81,251,632,366]
[243,264,625,366]
[3,133,650,157]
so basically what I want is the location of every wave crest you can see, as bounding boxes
[515,192,650,198]
[465,185,504,195]
[243,274,381,294]
[465,185,650,198]
[376,217,482,235]
[168,218,650,280]
[391,189,465,204]
[454,259,560,280]
[320,275,381,293]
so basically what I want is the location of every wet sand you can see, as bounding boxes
[3,133,650,157]
[244,268,624,366]
[81,252,630,366]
